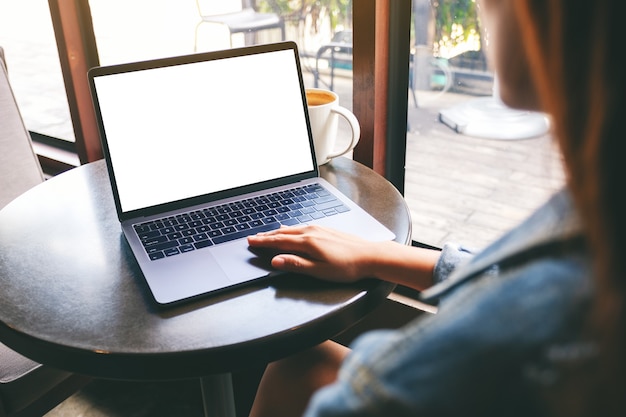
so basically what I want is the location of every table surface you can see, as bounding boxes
[0,157,411,380]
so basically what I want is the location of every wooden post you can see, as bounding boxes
[352,0,411,193]
[49,0,102,164]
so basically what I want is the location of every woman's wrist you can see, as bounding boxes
[363,241,439,291]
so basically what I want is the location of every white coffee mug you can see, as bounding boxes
[305,88,360,165]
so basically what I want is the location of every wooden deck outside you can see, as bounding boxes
[404,91,565,249]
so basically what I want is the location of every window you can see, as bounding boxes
[405,0,565,249]
[0,1,73,142]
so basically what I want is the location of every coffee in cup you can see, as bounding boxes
[305,88,360,165]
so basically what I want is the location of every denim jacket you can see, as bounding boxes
[304,189,593,417]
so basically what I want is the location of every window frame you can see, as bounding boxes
[48,0,101,165]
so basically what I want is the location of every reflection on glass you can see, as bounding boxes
[407,0,564,249]
[0,0,74,141]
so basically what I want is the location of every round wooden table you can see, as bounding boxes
[0,157,411,414]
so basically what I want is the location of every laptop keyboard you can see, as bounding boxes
[133,183,350,260]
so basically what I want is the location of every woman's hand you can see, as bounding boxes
[247,225,440,290]
[247,225,378,283]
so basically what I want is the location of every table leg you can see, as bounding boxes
[200,373,236,417]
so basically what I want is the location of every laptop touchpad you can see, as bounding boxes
[211,239,274,284]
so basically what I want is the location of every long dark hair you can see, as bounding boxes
[514,0,626,414]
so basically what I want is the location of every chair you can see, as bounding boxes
[313,30,419,109]
[313,30,353,92]
[0,47,91,417]
[194,0,285,51]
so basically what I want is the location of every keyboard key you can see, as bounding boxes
[164,247,180,257]
[280,218,299,226]
[288,211,302,219]
[167,232,183,240]
[179,244,195,253]
[194,239,214,249]
[315,195,336,204]
[150,222,165,231]
[149,251,165,260]
[222,226,237,234]
[315,199,343,211]
[209,222,224,230]
[146,240,179,254]
[310,211,326,220]
[144,236,169,246]
[212,222,280,245]
[135,224,152,233]
[138,230,161,240]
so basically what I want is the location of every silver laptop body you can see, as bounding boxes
[88,41,394,305]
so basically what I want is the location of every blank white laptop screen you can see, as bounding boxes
[93,49,314,213]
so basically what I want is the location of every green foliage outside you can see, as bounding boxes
[257,0,480,56]
[432,0,481,56]
[258,0,352,32]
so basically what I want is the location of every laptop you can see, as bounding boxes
[88,41,395,305]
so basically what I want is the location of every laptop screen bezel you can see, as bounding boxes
[88,41,319,222]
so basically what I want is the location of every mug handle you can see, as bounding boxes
[327,106,361,159]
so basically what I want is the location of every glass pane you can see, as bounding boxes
[0,0,75,141]
[88,0,353,156]
[406,0,565,249]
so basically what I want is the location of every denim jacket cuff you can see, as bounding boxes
[432,242,474,284]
